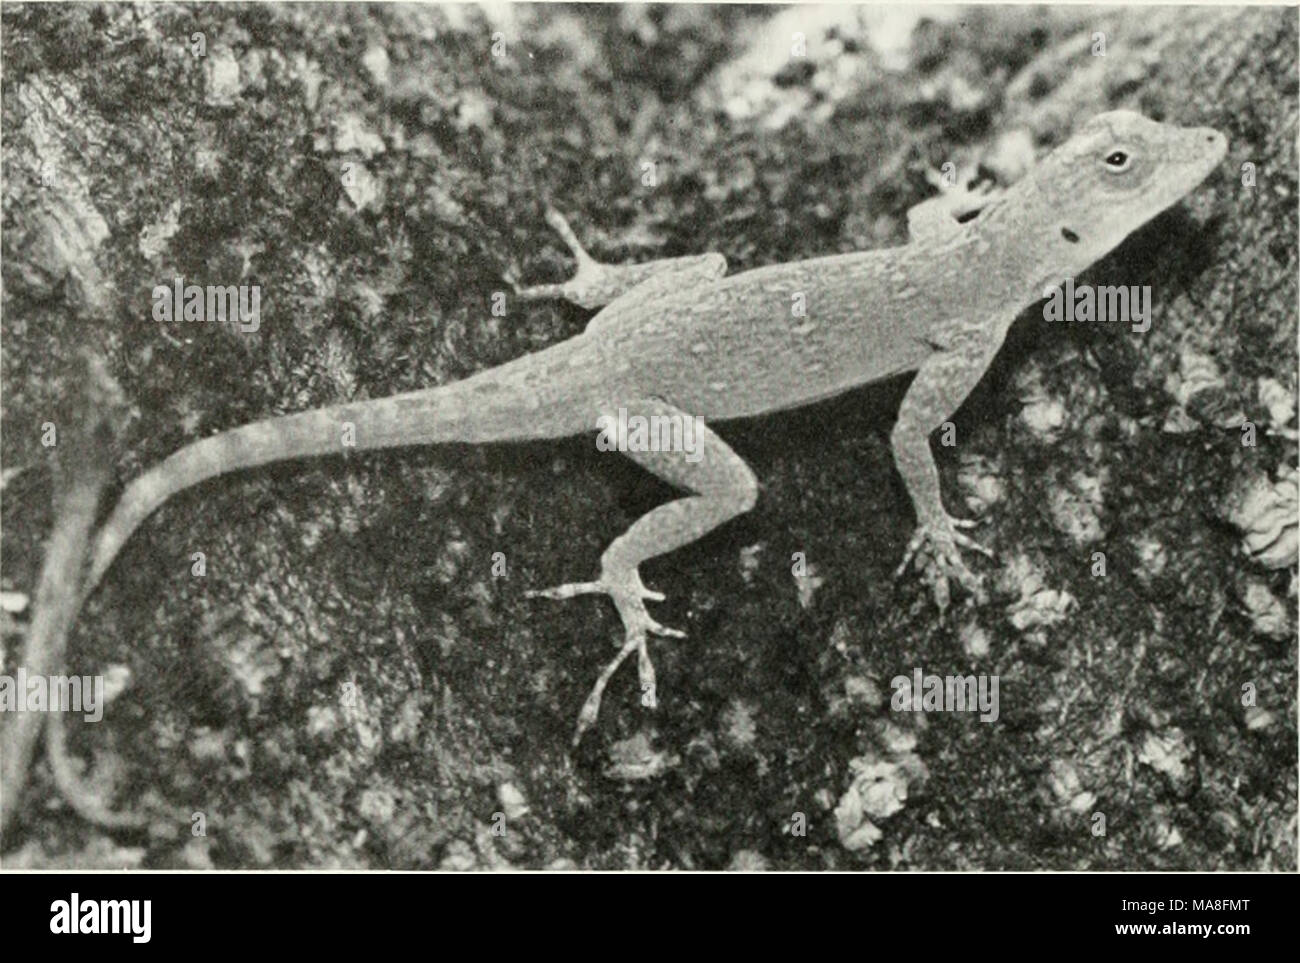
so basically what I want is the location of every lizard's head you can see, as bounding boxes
[1031,110,1227,268]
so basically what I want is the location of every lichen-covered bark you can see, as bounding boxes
[1,4,1294,869]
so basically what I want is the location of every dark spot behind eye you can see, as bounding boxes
[1061,227,1080,243]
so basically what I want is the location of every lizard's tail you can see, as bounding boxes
[83,351,601,597]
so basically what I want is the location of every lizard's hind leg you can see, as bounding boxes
[527,400,758,745]
[512,208,725,310]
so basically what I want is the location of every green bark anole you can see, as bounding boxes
[52,112,1226,816]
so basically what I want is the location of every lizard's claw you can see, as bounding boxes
[527,567,684,746]
[895,513,991,611]
[509,275,571,303]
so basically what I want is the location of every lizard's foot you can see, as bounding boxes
[526,566,684,745]
[923,167,1003,203]
[510,208,611,308]
[917,168,1005,225]
[895,513,992,611]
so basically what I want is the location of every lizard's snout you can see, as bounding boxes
[1191,126,1229,166]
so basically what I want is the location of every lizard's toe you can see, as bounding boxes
[952,528,994,558]
[647,619,686,639]
[527,566,684,744]
[924,549,986,612]
[524,579,606,600]
[894,526,930,579]
[897,515,991,609]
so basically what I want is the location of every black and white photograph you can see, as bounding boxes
[0,0,1295,900]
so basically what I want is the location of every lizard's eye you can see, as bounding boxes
[1103,149,1132,172]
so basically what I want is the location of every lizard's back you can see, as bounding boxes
[569,244,955,420]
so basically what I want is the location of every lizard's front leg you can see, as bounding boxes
[892,316,1008,610]
[512,207,726,309]
[527,399,757,745]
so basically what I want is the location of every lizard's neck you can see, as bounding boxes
[973,178,1097,298]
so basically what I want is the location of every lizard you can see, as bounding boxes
[36,111,1225,824]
